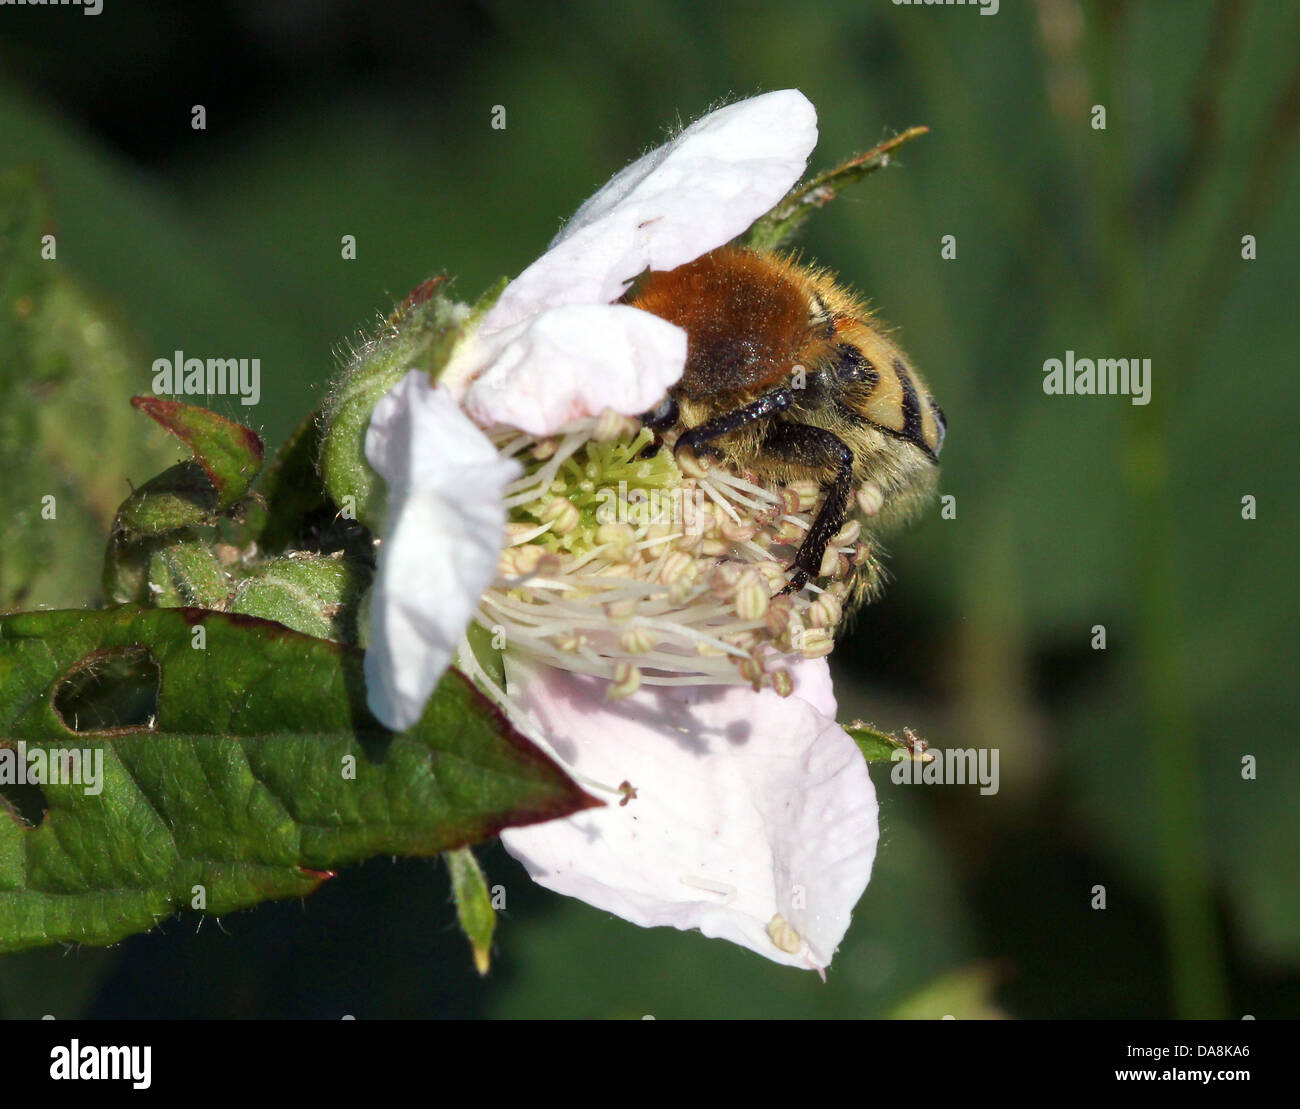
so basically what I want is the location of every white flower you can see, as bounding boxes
[363,372,521,731]
[498,655,876,971]
[364,90,880,969]
[442,88,817,436]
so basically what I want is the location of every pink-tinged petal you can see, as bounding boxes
[791,656,839,720]
[449,304,687,435]
[363,371,521,730]
[481,90,818,331]
[499,655,877,969]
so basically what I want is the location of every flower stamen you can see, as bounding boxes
[476,412,852,696]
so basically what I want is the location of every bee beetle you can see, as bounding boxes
[628,245,945,601]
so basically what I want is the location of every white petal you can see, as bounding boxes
[451,304,687,435]
[499,656,877,969]
[481,90,817,331]
[363,371,521,730]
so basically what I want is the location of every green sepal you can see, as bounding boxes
[846,721,934,764]
[468,276,509,324]
[446,846,497,976]
[742,126,930,253]
[318,277,470,532]
[146,538,230,608]
[103,400,266,604]
[249,409,331,553]
[114,461,219,536]
[130,396,264,512]
[463,621,507,692]
[230,553,370,643]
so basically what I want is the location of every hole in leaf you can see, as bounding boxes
[53,646,161,733]
[0,774,48,828]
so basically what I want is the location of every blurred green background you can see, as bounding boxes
[1,0,1297,1018]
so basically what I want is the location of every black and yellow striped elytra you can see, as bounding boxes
[629,245,944,609]
[823,341,946,463]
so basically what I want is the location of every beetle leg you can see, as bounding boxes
[758,421,855,595]
[637,395,680,458]
[672,387,794,461]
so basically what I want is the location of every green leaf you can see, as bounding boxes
[446,846,496,976]
[845,721,934,764]
[130,396,264,512]
[0,606,596,952]
[742,126,930,253]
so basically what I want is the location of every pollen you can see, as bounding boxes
[767,913,803,955]
[608,661,643,700]
[856,481,885,517]
[734,572,770,622]
[541,497,580,535]
[467,410,859,697]
[808,591,842,629]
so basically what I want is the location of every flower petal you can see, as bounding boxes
[499,655,877,969]
[447,303,687,435]
[481,90,818,332]
[363,371,521,730]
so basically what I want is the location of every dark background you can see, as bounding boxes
[1,0,1297,1018]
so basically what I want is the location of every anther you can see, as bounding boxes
[608,661,642,700]
[856,482,884,516]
